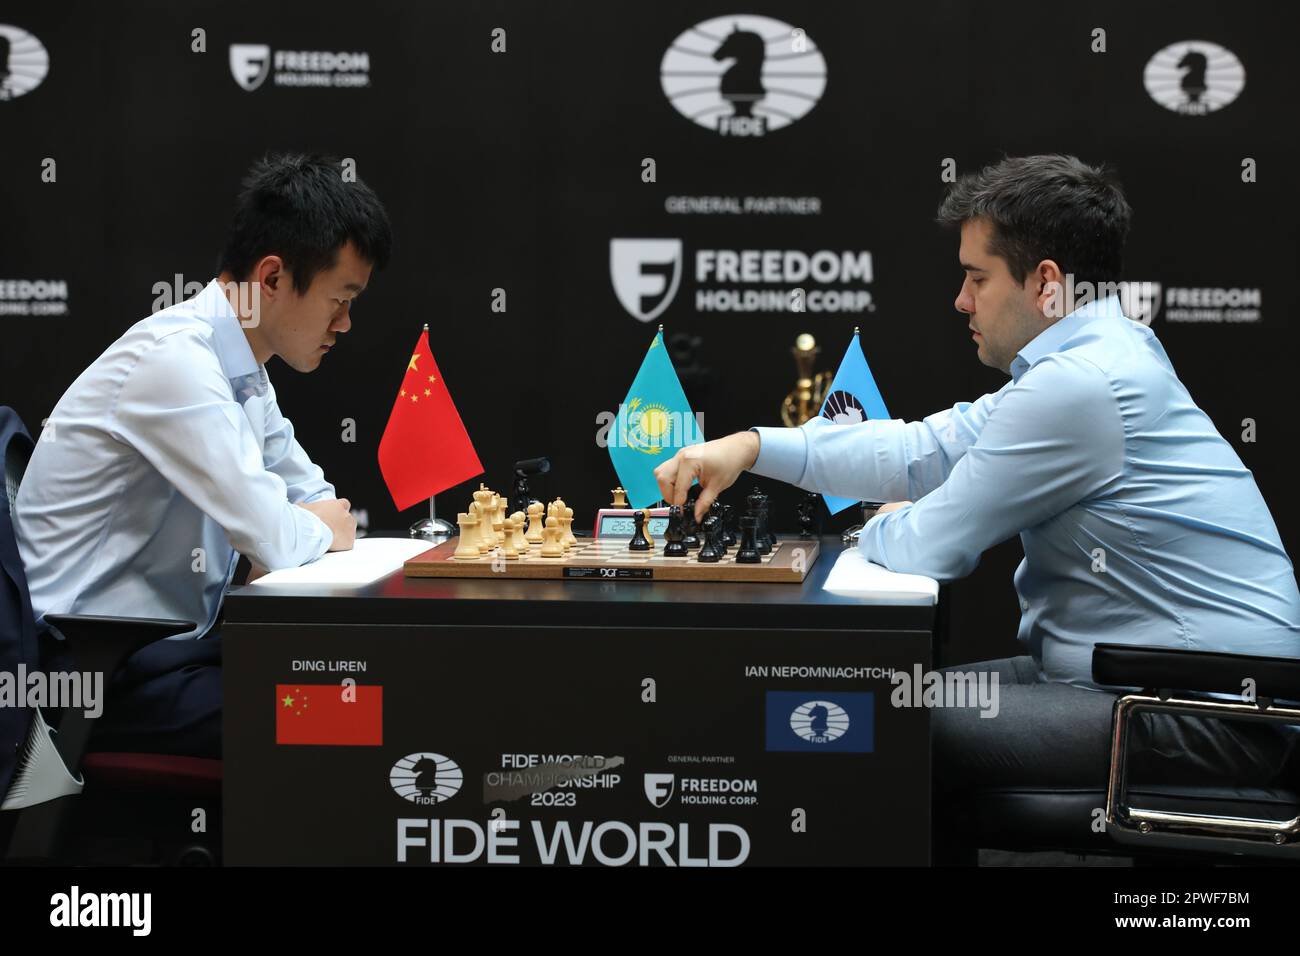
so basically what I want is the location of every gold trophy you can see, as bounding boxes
[780,333,833,427]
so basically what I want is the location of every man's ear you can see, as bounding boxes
[255,255,287,298]
[1033,258,1066,315]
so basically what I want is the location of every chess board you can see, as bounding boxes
[404,536,820,583]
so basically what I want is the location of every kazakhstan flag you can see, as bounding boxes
[819,331,891,515]
[609,331,704,508]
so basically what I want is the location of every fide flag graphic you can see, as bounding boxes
[609,330,703,509]
[819,331,891,515]
[378,327,483,511]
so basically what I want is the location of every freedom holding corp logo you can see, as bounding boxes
[765,691,873,752]
[661,15,827,136]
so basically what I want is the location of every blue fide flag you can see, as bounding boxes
[609,330,704,509]
[819,331,891,515]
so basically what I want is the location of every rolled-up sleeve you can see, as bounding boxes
[860,355,1125,581]
[111,332,333,571]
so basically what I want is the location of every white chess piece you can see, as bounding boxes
[453,513,481,560]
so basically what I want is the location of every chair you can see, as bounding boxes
[956,643,1300,865]
[0,407,221,865]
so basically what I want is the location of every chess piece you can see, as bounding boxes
[453,513,481,560]
[610,487,628,507]
[696,515,720,562]
[561,506,577,549]
[500,517,520,559]
[735,514,761,563]
[492,494,507,545]
[525,502,545,544]
[468,501,491,553]
[540,517,565,557]
[708,502,728,557]
[721,504,737,547]
[510,511,529,551]
[663,505,688,558]
[751,489,773,555]
[797,493,818,539]
[683,484,702,549]
[629,510,653,551]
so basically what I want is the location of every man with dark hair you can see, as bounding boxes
[655,154,1300,860]
[14,153,393,757]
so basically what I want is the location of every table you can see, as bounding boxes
[220,535,938,866]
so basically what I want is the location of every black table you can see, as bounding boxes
[221,535,938,866]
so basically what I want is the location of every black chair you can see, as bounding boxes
[0,407,221,865]
[957,643,1300,864]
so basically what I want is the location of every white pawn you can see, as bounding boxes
[540,517,565,557]
[500,517,520,559]
[526,502,545,544]
[560,507,576,551]
[510,511,529,551]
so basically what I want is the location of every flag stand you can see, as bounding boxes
[409,495,456,540]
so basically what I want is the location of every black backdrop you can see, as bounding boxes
[2,0,1296,664]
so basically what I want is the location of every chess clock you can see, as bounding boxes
[593,508,670,540]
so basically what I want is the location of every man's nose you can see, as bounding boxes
[955,282,974,315]
[332,307,352,333]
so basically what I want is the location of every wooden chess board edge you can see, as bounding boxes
[403,538,820,583]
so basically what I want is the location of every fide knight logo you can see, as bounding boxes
[1143,41,1245,115]
[0,24,50,101]
[610,239,682,323]
[821,391,867,426]
[390,752,464,805]
[789,700,850,744]
[229,43,272,92]
[660,15,827,136]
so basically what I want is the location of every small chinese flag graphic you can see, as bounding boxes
[275,684,383,746]
[378,328,483,511]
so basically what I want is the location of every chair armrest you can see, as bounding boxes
[1092,643,1300,701]
[38,615,195,770]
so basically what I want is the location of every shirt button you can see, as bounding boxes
[1019,599,1030,611]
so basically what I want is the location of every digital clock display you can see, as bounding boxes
[599,515,669,539]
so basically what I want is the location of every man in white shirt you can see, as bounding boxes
[14,153,392,757]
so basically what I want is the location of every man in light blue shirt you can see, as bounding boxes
[655,155,1300,858]
[14,153,392,757]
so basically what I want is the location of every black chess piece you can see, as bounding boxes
[628,510,652,551]
[708,501,729,557]
[696,515,721,562]
[683,484,702,549]
[735,514,761,563]
[721,503,737,547]
[753,489,773,555]
[797,493,819,539]
[663,505,688,557]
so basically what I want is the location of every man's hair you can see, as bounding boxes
[218,153,393,291]
[936,154,1132,287]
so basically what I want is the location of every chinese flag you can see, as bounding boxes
[378,329,483,511]
[276,684,383,746]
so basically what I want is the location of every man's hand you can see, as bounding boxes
[297,498,356,552]
[654,431,761,523]
[875,500,912,515]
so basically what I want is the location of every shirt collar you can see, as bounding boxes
[1010,294,1126,382]
[193,279,267,400]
